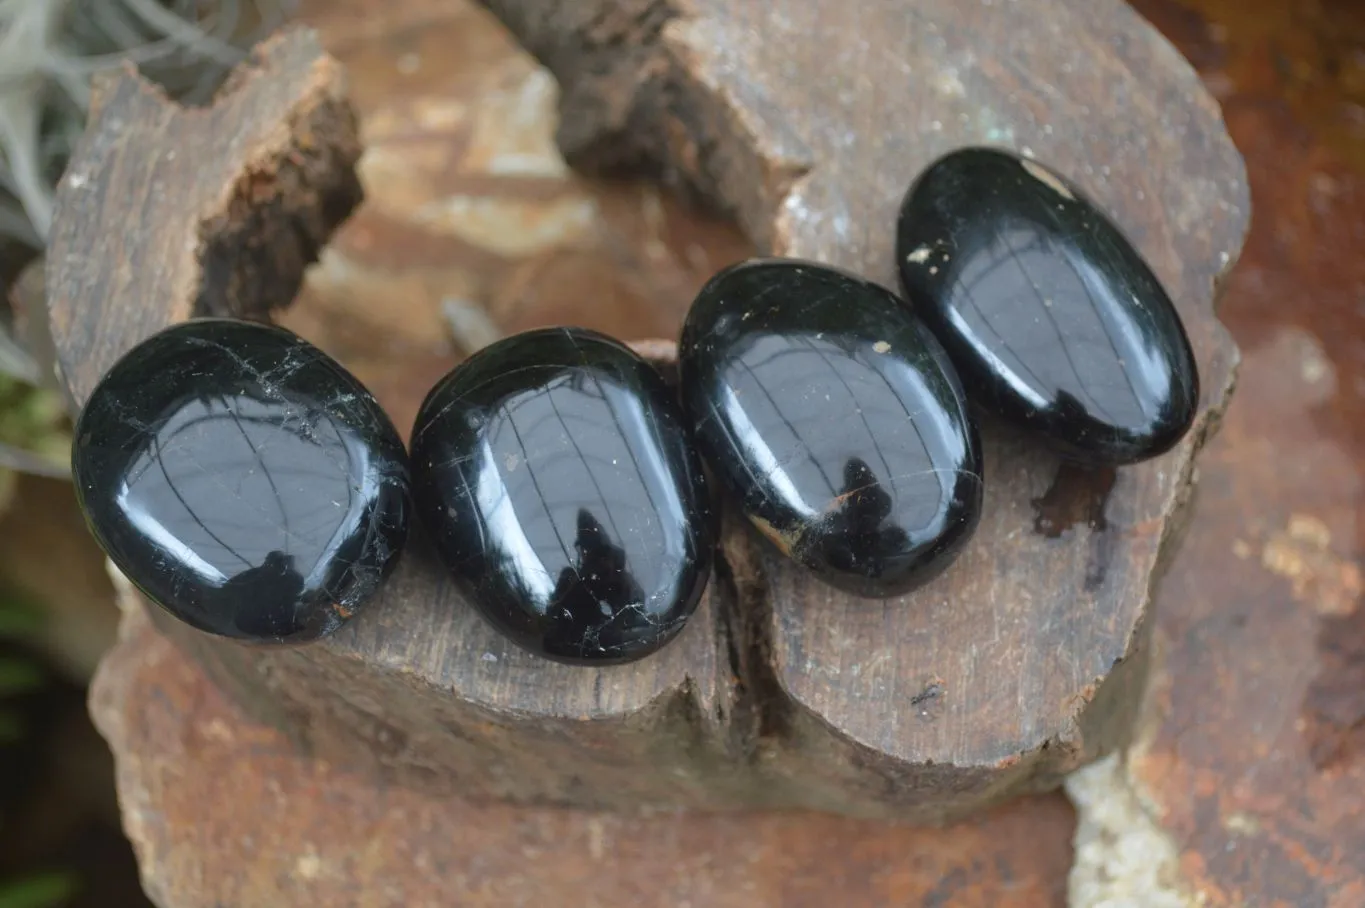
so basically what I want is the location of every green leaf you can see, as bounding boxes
[0,596,44,638]
[0,658,42,696]
[0,375,73,480]
[0,872,77,908]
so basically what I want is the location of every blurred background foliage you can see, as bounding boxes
[0,2,291,905]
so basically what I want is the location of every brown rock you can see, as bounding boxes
[1070,2,1365,904]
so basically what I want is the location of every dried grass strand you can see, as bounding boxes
[0,0,292,246]
[0,0,293,386]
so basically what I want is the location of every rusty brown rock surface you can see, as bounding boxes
[1078,1,1365,905]
[91,597,1075,908]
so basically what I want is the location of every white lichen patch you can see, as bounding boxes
[294,848,323,880]
[1260,512,1362,617]
[933,67,966,98]
[1022,158,1076,201]
[1066,754,1201,907]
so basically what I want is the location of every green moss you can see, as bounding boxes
[0,872,78,908]
[0,375,68,464]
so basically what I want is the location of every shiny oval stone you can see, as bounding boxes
[411,328,714,665]
[72,319,411,643]
[896,146,1200,465]
[680,259,983,598]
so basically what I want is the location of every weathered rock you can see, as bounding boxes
[1065,3,1365,904]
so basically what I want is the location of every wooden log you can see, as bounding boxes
[90,589,1077,907]
[469,0,1251,816]
[52,0,1248,821]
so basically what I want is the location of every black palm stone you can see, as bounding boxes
[71,319,411,644]
[410,327,715,665]
[896,146,1200,465]
[679,259,984,598]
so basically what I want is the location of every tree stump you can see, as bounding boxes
[90,581,1078,907]
[53,0,1248,825]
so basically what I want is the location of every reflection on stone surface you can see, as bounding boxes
[411,327,714,664]
[679,259,983,598]
[71,319,412,643]
[897,146,1200,465]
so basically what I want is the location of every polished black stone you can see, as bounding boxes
[411,327,714,665]
[72,319,411,644]
[896,146,1200,465]
[680,259,983,598]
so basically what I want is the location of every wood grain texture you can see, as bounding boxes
[52,1,1248,820]
[90,591,1076,908]
[46,32,363,405]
